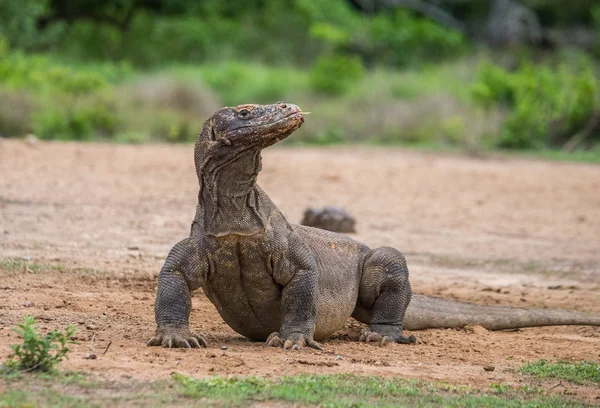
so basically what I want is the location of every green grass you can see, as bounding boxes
[0,389,88,408]
[0,371,97,388]
[0,372,170,407]
[172,374,586,407]
[0,372,98,408]
[0,379,180,407]
[520,360,600,385]
[0,258,68,273]
[0,372,591,407]
[511,148,600,164]
[0,258,104,275]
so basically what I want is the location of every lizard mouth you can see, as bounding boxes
[229,111,304,132]
[267,111,304,127]
[272,112,304,143]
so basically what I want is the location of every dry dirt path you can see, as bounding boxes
[0,139,599,401]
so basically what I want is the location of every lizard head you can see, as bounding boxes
[195,103,304,156]
[192,103,305,231]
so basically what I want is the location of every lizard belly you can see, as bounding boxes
[203,241,282,341]
[201,230,366,342]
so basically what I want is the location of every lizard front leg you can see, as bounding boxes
[266,268,322,350]
[266,235,322,350]
[147,238,207,348]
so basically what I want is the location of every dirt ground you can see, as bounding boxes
[0,139,599,401]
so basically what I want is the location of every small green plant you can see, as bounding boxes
[520,360,600,384]
[2,316,76,373]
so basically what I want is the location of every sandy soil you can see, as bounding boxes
[0,139,599,401]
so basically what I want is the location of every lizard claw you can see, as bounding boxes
[359,328,416,345]
[359,329,391,345]
[266,332,322,351]
[284,339,295,350]
[147,327,207,348]
[266,332,284,347]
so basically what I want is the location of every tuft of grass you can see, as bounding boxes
[0,258,68,273]
[520,360,600,385]
[490,382,512,394]
[2,316,76,374]
[0,258,104,275]
[173,373,585,407]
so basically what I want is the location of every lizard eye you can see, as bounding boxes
[239,109,249,118]
[210,126,217,141]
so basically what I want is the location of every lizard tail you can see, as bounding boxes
[404,294,600,331]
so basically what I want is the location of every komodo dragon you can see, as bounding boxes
[148,103,600,350]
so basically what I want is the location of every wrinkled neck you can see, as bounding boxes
[195,149,269,236]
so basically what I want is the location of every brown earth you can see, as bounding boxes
[0,139,599,402]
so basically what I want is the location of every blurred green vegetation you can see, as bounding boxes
[0,0,599,155]
[472,54,599,149]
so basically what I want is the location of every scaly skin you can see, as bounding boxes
[148,103,600,350]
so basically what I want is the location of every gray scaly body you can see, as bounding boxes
[148,103,600,350]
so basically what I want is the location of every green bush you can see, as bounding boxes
[299,2,467,68]
[34,95,120,141]
[299,0,362,53]
[0,53,131,94]
[59,8,317,67]
[472,58,599,149]
[368,10,467,67]
[37,102,119,141]
[2,316,76,373]
[49,0,469,69]
[143,111,198,143]
[471,63,515,108]
[61,14,219,66]
[310,54,364,95]
[0,52,132,140]
[197,62,307,106]
[58,21,124,62]
[0,0,65,50]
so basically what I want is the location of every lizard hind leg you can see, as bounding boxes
[352,246,416,345]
